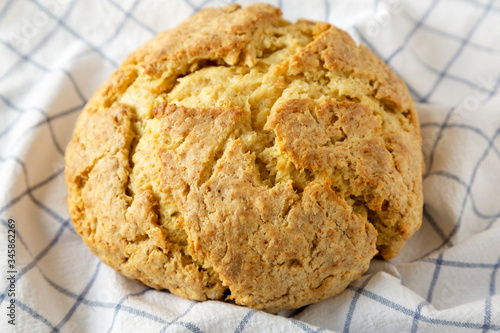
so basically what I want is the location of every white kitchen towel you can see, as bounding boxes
[0,0,499,332]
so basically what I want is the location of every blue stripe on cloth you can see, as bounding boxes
[75,0,144,60]
[425,170,500,220]
[343,275,374,333]
[0,93,81,156]
[410,302,426,333]
[349,285,500,330]
[234,309,256,333]
[14,104,85,152]
[406,45,495,94]
[462,0,500,13]
[159,302,199,333]
[423,205,448,242]
[0,56,87,105]
[289,318,322,333]
[176,321,204,333]
[419,127,500,259]
[483,257,500,333]
[420,122,500,157]
[0,218,71,306]
[423,258,500,269]
[0,235,187,332]
[420,0,496,102]
[385,0,439,63]
[52,261,102,332]
[185,0,211,13]
[0,98,83,149]
[105,0,157,36]
[106,289,152,333]
[0,155,71,231]
[0,164,65,216]
[17,299,60,332]
[424,106,456,176]
[485,213,500,230]
[483,74,500,103]
[427,253,444,302]
[0,0,14,20]
[28,0,118,68]
[324,0,330,22]
[401,10,500,56]
[0,0,86,104]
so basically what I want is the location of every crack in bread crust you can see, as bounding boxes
[65,3,423,312]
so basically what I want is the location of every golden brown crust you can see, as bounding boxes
[179,140,376,311]
[124,4,282,92]
[65,3,423,312]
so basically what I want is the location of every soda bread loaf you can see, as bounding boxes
[65,3,423,312]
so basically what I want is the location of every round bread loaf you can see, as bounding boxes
[65,4,423,312]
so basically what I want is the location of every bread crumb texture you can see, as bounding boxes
[65,4,423,312]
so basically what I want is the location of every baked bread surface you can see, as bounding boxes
[65,4,423,312]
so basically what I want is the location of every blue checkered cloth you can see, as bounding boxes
[1,0,499,332]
